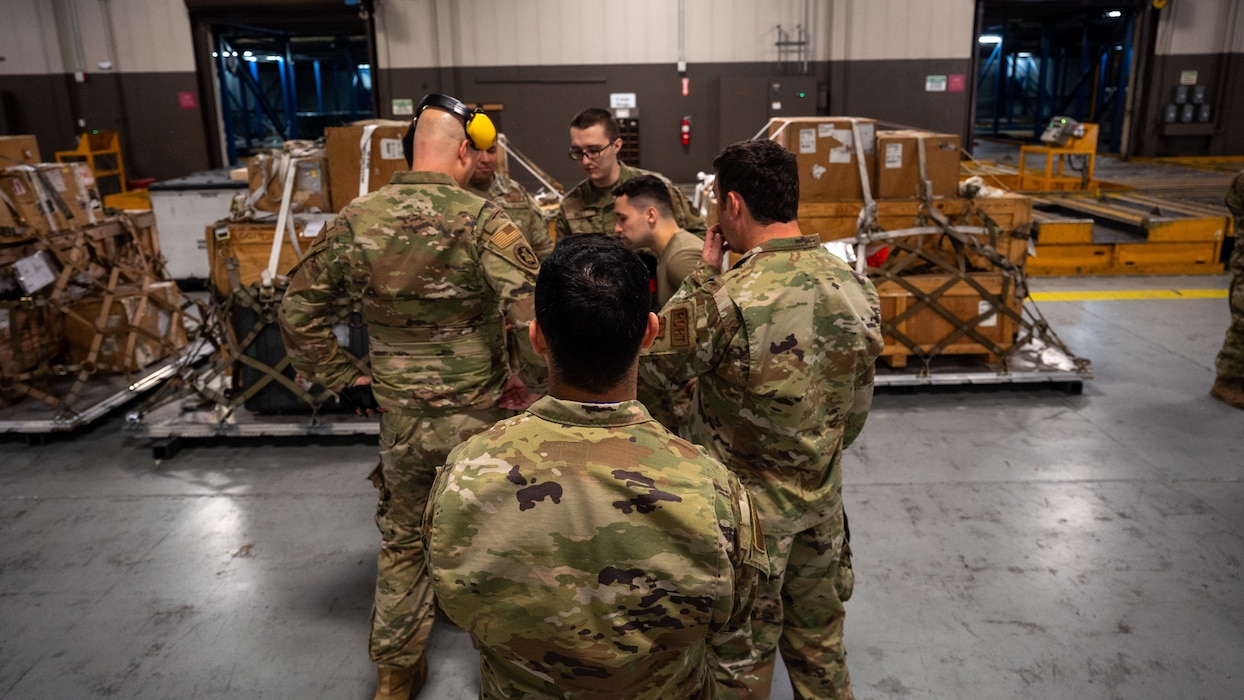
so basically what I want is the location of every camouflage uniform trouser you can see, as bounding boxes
[713,506,855,700]
[1214,228,1244,384]
[368,406,509,668]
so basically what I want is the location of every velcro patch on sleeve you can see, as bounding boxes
[491,222,523,250]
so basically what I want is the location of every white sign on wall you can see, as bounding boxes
[610,93,637,109]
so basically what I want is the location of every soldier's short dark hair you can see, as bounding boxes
[536,234,650,393]
[612,175,674,219]
[713,139,800,225]
[570,108,620,142]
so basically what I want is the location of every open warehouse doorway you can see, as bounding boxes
[187,1,379,168]
[971,0,1149,155]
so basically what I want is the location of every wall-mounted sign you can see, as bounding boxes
[610,92,637,109]
[925,75,947,92]
[392,98,414,116]
[1179,70,1198,85]
[178,91,198,110]
[947,74,966,93]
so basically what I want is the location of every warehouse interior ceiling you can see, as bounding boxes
[973,0,1148,153]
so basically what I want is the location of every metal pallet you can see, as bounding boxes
[874,338,1091,393]
[0,347,202,436]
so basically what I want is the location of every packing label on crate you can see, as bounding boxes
[885,143,904,169]
[302,219,326,238]
[798,128,816,155]
[380,138,404,161]
[828,128,853,164]
[978,300,998,327]
[14,251,57,294]
[43,167,68,192]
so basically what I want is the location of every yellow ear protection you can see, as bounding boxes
[416,93,497,151]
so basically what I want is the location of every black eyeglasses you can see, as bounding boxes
[567,143,614,161]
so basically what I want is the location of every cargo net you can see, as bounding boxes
[1,211,198,418]
[836,184,1091,378]
[134,263,370,422]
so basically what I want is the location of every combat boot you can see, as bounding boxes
[374,656,428,700]
[1210,377,1244,409]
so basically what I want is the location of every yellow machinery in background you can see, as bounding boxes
[56,130,128,197]
[1017,117,1098,191]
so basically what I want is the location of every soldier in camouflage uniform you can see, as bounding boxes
[466,143,555,261]
[1211,170,1244,409]
[425,234,768,699]
[279,101,545,700]
[554,107,706,238]
[641,139,884,700]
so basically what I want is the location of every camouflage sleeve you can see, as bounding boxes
[477,205,548,393]
[842,362,875,448]
[278,215,362,392]
[712,471,767,639]
[553,203,572,240]
[640,267,740,389]
[1227,171,1244,220]
[668,180,707,236]
[514,186,555,261]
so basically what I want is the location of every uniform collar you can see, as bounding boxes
[528,395,653,427]
[732,234,821,267]
[391,171,457,186]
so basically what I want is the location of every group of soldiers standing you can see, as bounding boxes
[278,92,876,700]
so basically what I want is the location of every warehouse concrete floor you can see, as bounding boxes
[1,272,1241,699]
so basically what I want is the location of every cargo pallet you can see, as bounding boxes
[0,346,201,439]
[1028,191,1231,276]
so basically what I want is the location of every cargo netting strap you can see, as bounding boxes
[133,269,370,424]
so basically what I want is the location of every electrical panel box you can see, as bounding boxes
[1163,104,1178,123]
[1197,104,1212,123]
[1180,104,1195,122]
[1192,85,1206,104]
[1174,86,1189,104]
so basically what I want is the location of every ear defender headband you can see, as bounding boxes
[416,93,497,151]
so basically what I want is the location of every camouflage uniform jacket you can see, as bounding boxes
[554,162,707,238]
[426,396,768,699]
[278,171,545,415]
[641,235,884,534]
[467,173,554,261]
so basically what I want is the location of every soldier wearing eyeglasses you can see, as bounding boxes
[554,107,706,240]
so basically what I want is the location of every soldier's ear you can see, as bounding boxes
[529,320,549,356]
[640,312,660,349]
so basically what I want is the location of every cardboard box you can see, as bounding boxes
[0,163,103,234]
[0,300,62,380]
[207,215,333,295]
[769,117,877,202]
[246,153,331,213]
[63,282,187,373]
[875,130,962,199]
[325,120,409,212]
[0,135,41,167]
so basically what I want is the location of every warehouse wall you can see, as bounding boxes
[3,0,977,184]
[0,0,208,181]
[372,0,976,184]
[1133,0,1244,157]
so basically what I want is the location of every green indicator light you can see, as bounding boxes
[798,91,806,98]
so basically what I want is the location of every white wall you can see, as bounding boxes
[374,0,976,69]
[0,0,194,76]
[1155,0,1244,56]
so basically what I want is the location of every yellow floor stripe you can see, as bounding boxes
[1030,289,1228,302]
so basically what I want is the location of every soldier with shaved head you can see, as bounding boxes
[425,234,767,699]
[280,94,545,699]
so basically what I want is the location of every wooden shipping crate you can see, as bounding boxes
[874,272,1021,368]
[62,282,188,374]
[801,194,1033,268]
[325,120,409,212]
[0,299,63,382]
[206,216,332,295]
